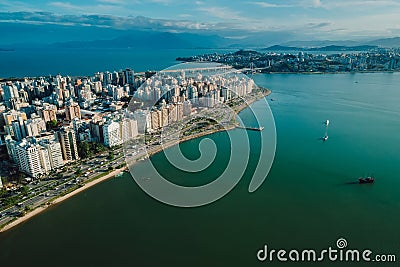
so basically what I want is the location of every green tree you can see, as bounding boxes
[107,151,115,161]
[75,168,82,175]
[4,195,18,206]
[93,143,107,154]
[46,119,58,130]
[77,141,93,159]
[16,172,25,183]
[21,186,29,196]
[0,189,7,198]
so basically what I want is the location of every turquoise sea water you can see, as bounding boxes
[1,72,400,266]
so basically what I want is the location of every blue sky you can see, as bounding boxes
[1,0,400,40]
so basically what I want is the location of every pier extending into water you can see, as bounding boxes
[236,126,264,131]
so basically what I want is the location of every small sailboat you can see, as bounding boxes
[322,119,329,141]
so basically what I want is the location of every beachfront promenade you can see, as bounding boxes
[0,78,271,232]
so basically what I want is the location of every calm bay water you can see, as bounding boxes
[0,48,234,78]
[0,52,400,266]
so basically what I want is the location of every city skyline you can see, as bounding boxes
[1,0,400,44]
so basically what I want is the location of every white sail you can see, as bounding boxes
[325,119,330,126]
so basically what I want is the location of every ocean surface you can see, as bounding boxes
[0,49,400,266]
[0,48,234,78]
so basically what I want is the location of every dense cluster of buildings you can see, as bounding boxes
[0,69,142,179]
[0,66,256,180]
[133,69,255,132]
[179,48,400,73]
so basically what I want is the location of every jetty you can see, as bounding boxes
[237,126,264,131]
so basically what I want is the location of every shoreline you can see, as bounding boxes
[259,70,400,75]
[0,167,127,233]
[144,125,237,159]
[0,88,271,233]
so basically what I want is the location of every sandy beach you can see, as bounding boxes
[0,88,271,233]
[0,167,127,233]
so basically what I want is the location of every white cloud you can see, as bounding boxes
[97,0,126,3]
[1,0,400,42]
[47,1,136,16]
[49,2,82,10]
[248,2,294,8]
[312,0,322,7]
[147,0,173,4]
[0,0,42,12]
[303,0,400,9]
[178,14,193,18]
[249,0,400,9]
[197,6,243,20]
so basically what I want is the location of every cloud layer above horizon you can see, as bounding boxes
[1,0,400,40]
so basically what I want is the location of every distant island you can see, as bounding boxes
[177,47,400,74]
[0,48,15,52]
[262,45,378,52]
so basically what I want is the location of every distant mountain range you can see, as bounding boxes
[366,37,400,47]
[47,36,400,51]
[279,37,400,49]
[1,22,400,50]
[263,45,379,52]
[1,12,400,50]
[50,31,232,49]
[49,34,400,50]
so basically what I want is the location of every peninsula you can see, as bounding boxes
[177,48,400,74]
[0,64,270,232]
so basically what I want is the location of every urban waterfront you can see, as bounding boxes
[1,72,399,266]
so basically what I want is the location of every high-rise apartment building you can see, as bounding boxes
[40,140,64,170]
[38,146,52,174]
[24,117,46,137]
[121,118,139,142]
[3,110,27,126]
[38,103,57,122]
[15,139,43,178]
[65,100,81,121]
[58,127,79,162]
[4,135,18,163]
[103,120,122,147]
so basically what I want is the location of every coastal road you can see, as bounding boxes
[0,149,127,228]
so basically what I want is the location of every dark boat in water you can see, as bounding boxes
[358,177,375,184]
